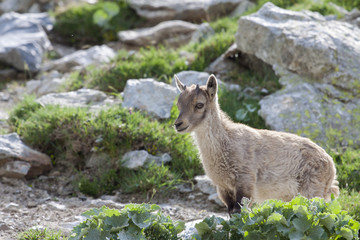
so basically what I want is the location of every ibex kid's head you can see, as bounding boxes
[174,74,218,133]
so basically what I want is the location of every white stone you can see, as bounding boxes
[0,12,52,72]
[118,20,199,46]
[42,45,116,72]
[36,88,121,112]
[0,133,52,178]
[122,79,178,119]
[194,175,217,195]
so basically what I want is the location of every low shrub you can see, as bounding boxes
[53,0,142,46]
[18,228,64,240]
[69,204,185,240]
[338,189,360,223]
[9,98,202,196]
[194,195,360,240]
[66,47,187,92]
[331,148,360,191]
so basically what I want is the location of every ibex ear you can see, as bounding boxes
[174,74,186,93]
[206,74,218,100]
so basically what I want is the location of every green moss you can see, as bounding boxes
[53,1,143,46]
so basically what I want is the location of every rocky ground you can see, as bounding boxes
[0,176,227,239]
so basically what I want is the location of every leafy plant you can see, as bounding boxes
[18,228,64,240]
[53,0,142,46]
[194,196,360,240]
[331,148,360,191]
[8,98,202,197]
[69,204,185,240]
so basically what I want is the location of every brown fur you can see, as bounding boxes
[174,74,339,215]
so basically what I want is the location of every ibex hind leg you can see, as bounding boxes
[217,186,236,217]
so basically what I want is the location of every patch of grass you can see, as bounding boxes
[338,189,360,223]
[9,98,202,197]
[331,148,360,191]
[18,228,64,240]
[184,31,234,71]
[118,163,181,195]
[66,47,187,92]
[53,1,142,46]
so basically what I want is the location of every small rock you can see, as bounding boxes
[47,201,66,211]
[208,193,224,207]
[121,150,172,169]
[3,203,19,212]
[121,150,148,169]
[0,133,52,178]
[194,175,217,195]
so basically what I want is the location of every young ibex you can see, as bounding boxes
[174,74,339,215]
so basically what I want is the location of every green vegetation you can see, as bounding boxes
[53,0,142,46]
[18,228,65,240]
[69,204,184,240]
[332,148,360,191]
[194,196,360,240]
[67,196,360,239]
[9,97,201,197]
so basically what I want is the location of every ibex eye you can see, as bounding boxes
[195,103,204,109]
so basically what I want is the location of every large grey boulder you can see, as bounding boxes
[36,88,121,111]
[128,0,243,23]
[236,2,360,95]
[122,79,178,119]
[0,0,35,13]
[0,12,52,72]
[42,45,116,72]
[0,133,52,178]
[118,20,199,47]
[235,3,360,147]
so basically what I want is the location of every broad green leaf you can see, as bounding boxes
[308,225,326,240]
[104,214,129,229]
[82,207,106,218]
[117,229,146,240]
[83,228,110,240]
[267,212,287,226]
[318,214,336,231]
[339,227,353,240]
[128,211,152,229]
[328,200,341,214]
[195,221,212,236]
[175,221,186,234]
[93,9,109,27]
[102,2,120,18]
[244,103,257,112]
[293,205,309,217]
[69,222,87,240]
[235,108,248,121]
[292,217,311,233]
[288,228,305,240]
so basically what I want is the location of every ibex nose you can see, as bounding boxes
[174,121,183,129]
